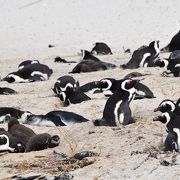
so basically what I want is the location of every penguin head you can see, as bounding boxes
[20,111,32,123]
[81,50,91,60]
[154,58,169,68]
[25,115,43,125]
[149,40,160,50]
[2,73,16,83]
[154,99,176,113]
[48,135,60,148]
[14,143,25,153]
[121,79,139,92]
[98,78,115,91]
[153,112,173,124]
[0,134,8,145]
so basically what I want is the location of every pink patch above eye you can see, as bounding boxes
[127,80,132,84]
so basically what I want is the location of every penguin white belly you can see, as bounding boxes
[139,53,151,67]
[39,120,56,127]
[114,100,123,126]
[173,128,180,152]
[31,71,48,80]
[0,135,14,152]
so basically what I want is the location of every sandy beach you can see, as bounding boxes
[0,0,180,179]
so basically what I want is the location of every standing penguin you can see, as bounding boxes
[164,128,180,152]
[121,41,160,69]
[94,79,139,126]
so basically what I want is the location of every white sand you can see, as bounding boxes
[0,0,180,179]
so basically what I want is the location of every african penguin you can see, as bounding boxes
[91,42,113,55]
[155,58,180,77]
[164,128,180,152]
[120,40,160,69]
[54,56,76,63]
[25,110,89,127]
[153,112,180,132]
[25,133,60,152]
[161,30,180,52]
[94,79,139,126]
[69,50,116,73]
[0,130,25,153]
[154,99,180,115]
[3,64,53,83]
[18,60,40,70]
[0,107,31,123]
[52,75,79,96]
[0,87,17,95]
[8,118,36,149]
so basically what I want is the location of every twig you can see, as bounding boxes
[19,0,45,9]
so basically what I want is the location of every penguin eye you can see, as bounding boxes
[127,80,133,85]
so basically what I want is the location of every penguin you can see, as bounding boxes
[25,110,89,127]
[164,128,180,152]
[18,60,40,70]
[155,58,180,77]
[91,42,113,55]
[8,118,36,149]
[69,50,116,73]
[161,30,180,52]
[0,107,32,123]
[154,99,180,115]
[54,56,76,63]
[0,130,25,153]
[96,78,155,99]
[80,81,102,94]
[0,87,17,95]
[3,64,53,83]
[120,40,160,69]
[52,75,79,95]
[94,79,139,126]
[153,111,180,132]
[57,88,91,106]
[25,133,60,152]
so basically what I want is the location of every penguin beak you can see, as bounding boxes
[153,115,162,121]
[154,106,162,112]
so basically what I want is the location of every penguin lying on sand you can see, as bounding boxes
[121,41,160,69]
[155,58,180,77]
[53,75,90,106]
[0,87,17,95]
[0,107,31,123]
[52,75,79,95]
[25,133,60,152]
[69,50,116,73]
[94,79,139,126]
[18,60,40,70]
[25,110,89,127]
[91,42,113,55]
[3,64,53,83]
